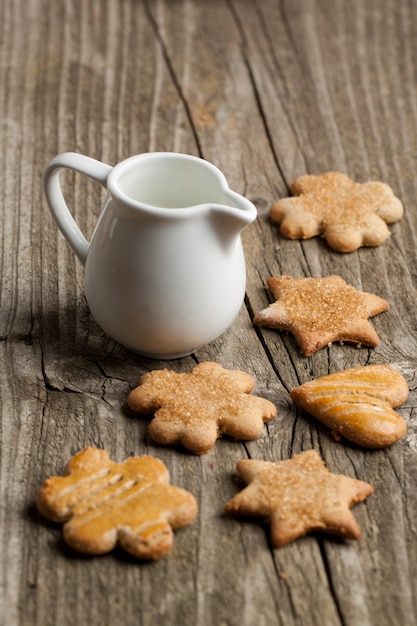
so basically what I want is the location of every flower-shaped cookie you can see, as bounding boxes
[127,361,277,454]
[225,450,374,547]
[36,447,198,560]
[253,275,389,356]
[270,172,403,252]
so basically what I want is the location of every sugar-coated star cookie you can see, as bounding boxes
[127,362,277,455]
[225,450,374,547]
[36,447,198,560]
[253,275,389,356]
[270,172,403,252]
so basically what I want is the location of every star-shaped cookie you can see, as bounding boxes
[253,275,389,356]
[224,450,374,547]
[270,171,403,252]
[127,362,277,454]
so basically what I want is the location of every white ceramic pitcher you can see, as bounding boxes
[43,152,257,359]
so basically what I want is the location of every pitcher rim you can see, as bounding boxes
[106,151,256,216]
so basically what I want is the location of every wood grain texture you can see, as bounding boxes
[1,0,417,625]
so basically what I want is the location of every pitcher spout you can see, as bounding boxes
[210,190,257,242]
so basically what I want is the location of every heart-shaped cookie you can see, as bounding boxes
[290,364,409,448]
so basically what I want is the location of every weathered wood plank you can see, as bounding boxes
[1,0,417,625]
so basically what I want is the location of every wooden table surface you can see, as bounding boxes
[2,1,417,624]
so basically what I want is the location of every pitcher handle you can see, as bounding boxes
[43,152,113,266]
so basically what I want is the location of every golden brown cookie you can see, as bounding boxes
[36,447,198,560]
[290,364,409,448]
[224,450,373,547]
[127,362,277,455]
[253,275,389,356]
[270,171,403,252]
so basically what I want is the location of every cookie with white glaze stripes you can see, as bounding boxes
[290,364,409,448]
[36,447,198,560]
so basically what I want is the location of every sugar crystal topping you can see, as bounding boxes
[256,453,336,514]
[144,369,246,425]
[280,277,366,332]
[295,173,384,227]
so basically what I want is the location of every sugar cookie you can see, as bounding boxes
[253,275,388,356]
[127,362,277,454]
[271,172,403,252]
[225,450,373,547]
